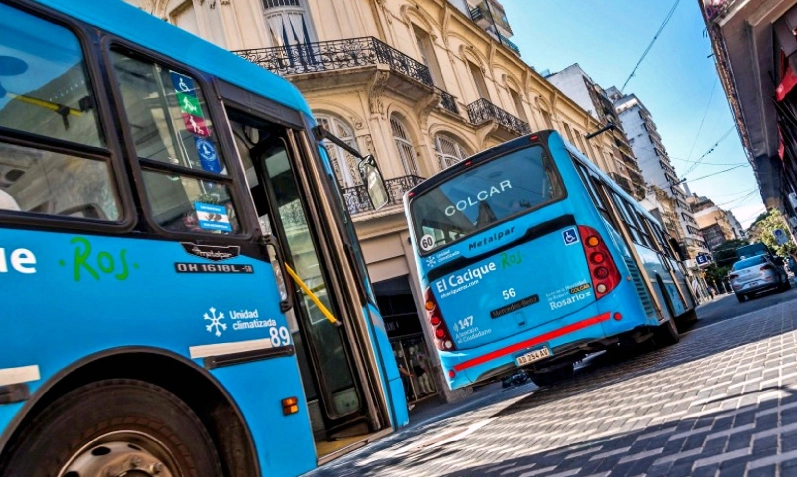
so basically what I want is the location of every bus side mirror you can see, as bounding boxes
[358,155,389,211]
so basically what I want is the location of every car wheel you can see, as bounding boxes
[736,293,746,302]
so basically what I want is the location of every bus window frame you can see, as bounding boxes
[571,155,617,229]
[0,3,136,234]
[409,143,568,257]
[101,35,259,242]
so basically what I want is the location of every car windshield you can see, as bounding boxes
[733,256,767,270]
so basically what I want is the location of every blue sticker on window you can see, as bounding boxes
[562,227,579,246]
[170,71,197,96]
[195,202,231,232]
[194,137,222,173]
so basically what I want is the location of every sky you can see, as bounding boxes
[500,0,765,229]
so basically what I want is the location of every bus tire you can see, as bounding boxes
[0,379,223,477]
[653,317,680,347]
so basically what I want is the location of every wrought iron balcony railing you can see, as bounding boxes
[234,37,433,87]
[437,88,459,115]
[466,98,530,136]
[342,175,425,216]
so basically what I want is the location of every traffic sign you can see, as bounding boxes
[774,228,789,245]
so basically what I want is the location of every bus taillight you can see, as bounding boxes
[578,225,621,300]
[424,287,455,351]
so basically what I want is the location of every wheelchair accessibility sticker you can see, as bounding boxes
[562,228,579,246]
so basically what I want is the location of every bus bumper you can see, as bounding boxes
[438,295,655,390]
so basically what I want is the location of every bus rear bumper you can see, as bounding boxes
[438,301,652,390]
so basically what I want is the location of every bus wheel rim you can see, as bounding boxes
[59,430,178,477]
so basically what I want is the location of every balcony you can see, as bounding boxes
[610,172,634,197]
[467,98,530,136]
[437,87,459,115]
[497,33,521,56]
[342,175,425,216]
[234,37,445,102]
[469,1,513,36]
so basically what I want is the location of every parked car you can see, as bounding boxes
[729,255,791,302]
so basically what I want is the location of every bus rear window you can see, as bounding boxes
[410,145,564,254]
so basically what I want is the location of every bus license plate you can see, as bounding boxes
[515,347,551,366]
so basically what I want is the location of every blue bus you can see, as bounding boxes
[405,130,697,390]
[0,1,407,475]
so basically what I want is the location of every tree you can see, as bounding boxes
[747,209,796,257]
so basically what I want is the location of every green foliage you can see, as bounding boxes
[704,263,731,282]
[747,209,796,258]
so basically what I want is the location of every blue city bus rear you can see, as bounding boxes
[0,1,407,476]
[405,131,664,390]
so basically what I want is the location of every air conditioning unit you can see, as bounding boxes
[789,192,797,210]
[790,216,797,229]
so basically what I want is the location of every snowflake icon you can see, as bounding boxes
[425,256,437,267]
[204,307,227,337]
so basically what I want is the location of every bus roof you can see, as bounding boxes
[32,0,311,118]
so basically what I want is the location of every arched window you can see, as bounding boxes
[262,0,316,48]
[390,116,419,176]
[434,134,469,170]
[316,114,360,188]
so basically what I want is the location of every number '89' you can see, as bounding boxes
[270,326,291,346]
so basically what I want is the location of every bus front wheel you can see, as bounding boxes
[0,379,223,477]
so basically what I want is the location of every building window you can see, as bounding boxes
[468,61,490,100]
[413,25,442,85]
[263,0,315,48]
[540,109,553,129]
[263,0,300,8]
[169,1,199,36]
[316,114,360,188]
[509,88,527,122]
[391,116,420,176]
[434,134,469,170]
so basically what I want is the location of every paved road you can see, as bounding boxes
[308,288,797,477]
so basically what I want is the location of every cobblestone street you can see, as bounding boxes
[309,290,797,476]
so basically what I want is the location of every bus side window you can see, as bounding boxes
[109,51,241,235]
[571,157,615,227]
[0,5,120,220]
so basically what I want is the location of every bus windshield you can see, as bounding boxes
[409,145,564,254]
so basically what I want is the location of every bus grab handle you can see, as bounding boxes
[284,263,342,328]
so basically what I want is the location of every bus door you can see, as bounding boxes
[223,108,372,453]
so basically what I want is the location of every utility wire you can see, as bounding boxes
[621,0,681,92]
[683,126,736,176]
[685,164,747,183]
[686,79,717,161]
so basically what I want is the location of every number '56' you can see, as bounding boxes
[502,288,516,300]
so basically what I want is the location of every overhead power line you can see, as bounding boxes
[621,0,681,92]
[685,164,747,183]
[683,126,736,176]
[686,78,717,161]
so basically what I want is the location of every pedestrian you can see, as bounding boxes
[394,351,415,411]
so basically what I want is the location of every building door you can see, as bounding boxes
[375,276,438,403]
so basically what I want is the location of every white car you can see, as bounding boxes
[729,255,791,302]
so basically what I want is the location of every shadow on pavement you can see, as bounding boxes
[438,386,797,476]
